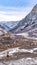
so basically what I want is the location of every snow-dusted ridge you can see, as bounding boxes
[16,32,37,40]
[0,47,37,59]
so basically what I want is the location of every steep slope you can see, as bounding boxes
[9,4,37,38]
[10,4,37,32]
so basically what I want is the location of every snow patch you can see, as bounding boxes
[16,33,29,37]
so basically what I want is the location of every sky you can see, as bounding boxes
[0,0,37,21]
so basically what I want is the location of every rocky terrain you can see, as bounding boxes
[0,4,37,65]
[0,32,37,65]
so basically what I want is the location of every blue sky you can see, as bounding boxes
[0,0,37,21]
[0,0,37,7]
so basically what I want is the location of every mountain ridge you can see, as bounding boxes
[0,4,37,39]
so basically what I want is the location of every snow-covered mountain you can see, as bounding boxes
[0,4,37,39]
[9,4,37,39]
[0,21,19,35]
[9,4,37,32]
[0,21,18,31]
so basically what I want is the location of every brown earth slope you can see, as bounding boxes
[0,32,37,60]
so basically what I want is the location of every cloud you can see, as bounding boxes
[0,7,32,21]
[0,11,26,21]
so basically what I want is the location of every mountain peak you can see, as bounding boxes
[32,4,37,13]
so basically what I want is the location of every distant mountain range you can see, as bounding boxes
[0,21,19,35]
[0,4,37,39]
